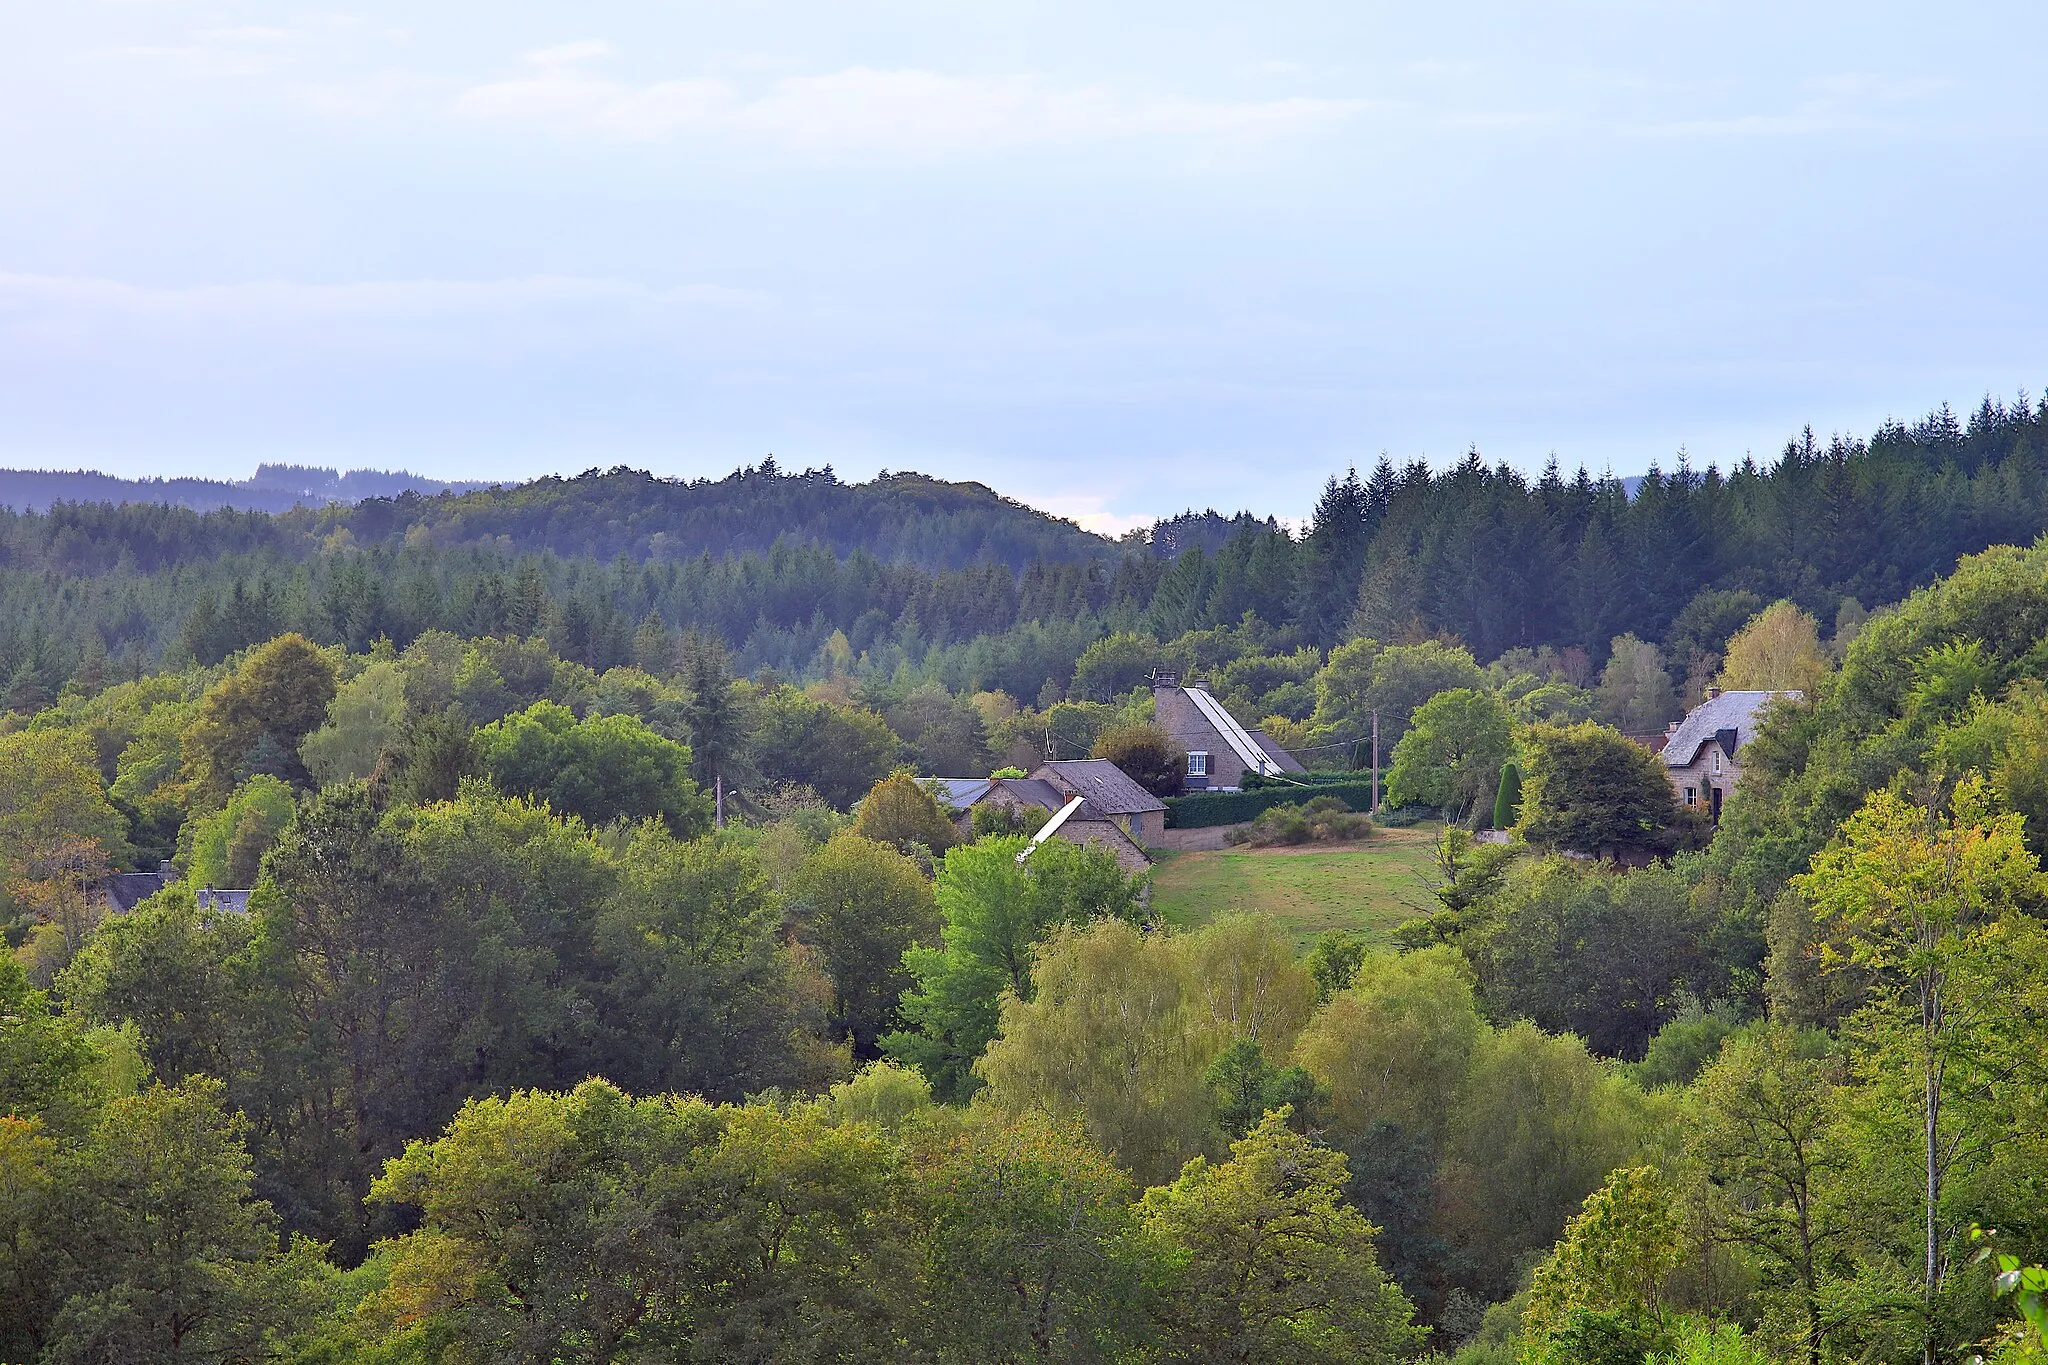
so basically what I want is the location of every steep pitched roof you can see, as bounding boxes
[1034,759,1167,816]
[1252,732,1308,774]
[1663,690,1800,768]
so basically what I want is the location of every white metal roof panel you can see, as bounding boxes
[1185,686,1281,776]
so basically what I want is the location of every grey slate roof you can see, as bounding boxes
[195,888,252,914]
[1036,759,1167,815]
[922,778,993,811]
[1663,690,1800,767]
[1253,733,1309,773]
[997,778,1070,812]
[102,872,171,913]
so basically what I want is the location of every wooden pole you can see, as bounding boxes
[1371,710,1380,813]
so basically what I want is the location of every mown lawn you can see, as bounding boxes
[1147,824,1441,945]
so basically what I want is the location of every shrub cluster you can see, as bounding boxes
[1226,796,1373,846]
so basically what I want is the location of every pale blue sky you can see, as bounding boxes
[3,2,2043,529]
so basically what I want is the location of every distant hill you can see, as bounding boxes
[306,461,1116,571]
[0,460,1119,576]
[0,464,486,514]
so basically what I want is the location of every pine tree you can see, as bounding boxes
[680,634,744,812]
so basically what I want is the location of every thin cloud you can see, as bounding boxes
[96,24,290,78]
[0,273,767,349]
[1629,72,1949,140]
[450,45,1366,153]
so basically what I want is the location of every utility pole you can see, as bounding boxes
[1371,709,1380,813]
[715,773,725,829]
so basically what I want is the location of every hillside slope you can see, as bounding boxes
[319,462,1114,570]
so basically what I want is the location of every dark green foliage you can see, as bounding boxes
[473,700,710,834]
[749,685,900,809]
[1531,1308,1673,1365]
[788,833,941,1057]
[1090,721,1186,797]
[886,681,989,776]
[1455,860,1748,1060]
[678,633,745,791]
[1627,1001,1750,1089]
[1305,929,1370,1001]
[885,837,1146,1101]
[969,801,1050,839]
[9,398,2048,722]
[1491,760,1523,831]
[34,1079,329,1365]
[1339,1121,1458,1315]
[391,705,475,804]
[1203,1036,1323,1138]
[1166,780,1382,828]
[1518,721,1683,859]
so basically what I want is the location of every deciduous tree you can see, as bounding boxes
[1518,720,1682,860]
[1139,1110,1423,1364]
[1384,688,1514,818]
[181,633,338,802]
[1092,722,1187,798]
[1795,777,2048,1365]
[1718,600,1830,693]
[789,832,941,1056]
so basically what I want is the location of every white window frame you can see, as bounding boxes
[1187,751,1209,777]
[1712,750,1723,775]
[1683,786,1696,805]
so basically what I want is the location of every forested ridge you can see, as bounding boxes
[4,394,2048,1363]
[0,462,483,514]
[5,396,2048,711]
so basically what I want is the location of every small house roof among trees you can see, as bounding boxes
[1662,689,1798,768]
[1036,759,1167,817]
[101,869,173,913]
[922,778,994,811]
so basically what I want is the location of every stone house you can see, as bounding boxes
[1150,670,1306,792]
[924,758,1165,873]
[1661,687,1799,821]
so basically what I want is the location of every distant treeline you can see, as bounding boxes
[3,396,2046,711]
[0,463,483,515]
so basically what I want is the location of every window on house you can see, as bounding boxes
[1683,786,1696,805]
[1188,752,1209,777]
[1712,750,1723,775]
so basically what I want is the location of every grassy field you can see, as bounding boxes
[1147,824,1441,944]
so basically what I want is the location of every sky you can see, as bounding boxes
[3,2,2045,531]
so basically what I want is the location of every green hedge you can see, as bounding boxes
[1165,780,1382,828]
[1240,769,1380,790]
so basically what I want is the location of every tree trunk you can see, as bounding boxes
[1922,969,1944,1365]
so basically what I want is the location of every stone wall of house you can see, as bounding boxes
[1153,685,1248,791]
[1060,819,1154,874]
[1668,747,1743,820]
